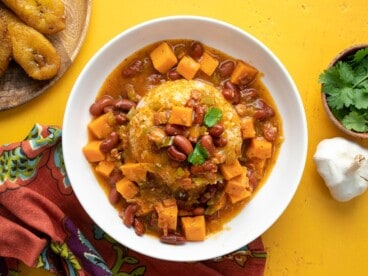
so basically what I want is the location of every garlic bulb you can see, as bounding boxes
[313,137,368,202]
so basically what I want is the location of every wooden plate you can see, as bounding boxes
[0,0,91,111]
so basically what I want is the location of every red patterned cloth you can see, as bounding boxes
[0,124,266,275]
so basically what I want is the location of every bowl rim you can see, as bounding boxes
[321,43,368,139]
[62,15,308,262]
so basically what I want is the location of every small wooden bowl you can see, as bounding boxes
[321,44,368,139]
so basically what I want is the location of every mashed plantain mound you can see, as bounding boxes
[128,79,242,190]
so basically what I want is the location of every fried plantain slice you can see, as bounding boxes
[0,12,12,77]
[1,0,66,34]
[1,8,61,80]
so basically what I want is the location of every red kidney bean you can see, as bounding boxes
[160,233,186,245]
[192,207,205,216]
[133,218,146,236]
[199,135,215,156]
[114,98,136,111]
[222,88,235,101]
[122,60,143,77]
[208,124,225,137]
[223,81,240,104]
[240,87,258,102]
[167,69,181,80]
[193,105,205,125]
[252,99,275,120]
[108,170,123,186]
[165,124,185,136]
[213,136,228,147]
[109,188,121,205]
[173,135,193,155]
[219,60,235,78]
[100,132,119,153]
[89,95,114,116]
[167,146,187,162]
[263,121,278,141]
[103,105,115,114]
[190,161,218,175]
[224,80,239,91]
[122,204,138,227]
[115,113,127,125]
[190,41,204,59]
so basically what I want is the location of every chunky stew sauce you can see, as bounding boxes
[83,39,283,244]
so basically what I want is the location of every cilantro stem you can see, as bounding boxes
[353,73,368,88]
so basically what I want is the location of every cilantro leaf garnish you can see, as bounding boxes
[319,47,368,132]
[352,48,368,64]
[342,111,368,132]
[204,107,222,128]
[188,143,208,165]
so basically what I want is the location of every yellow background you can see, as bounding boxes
[1,0,368,275]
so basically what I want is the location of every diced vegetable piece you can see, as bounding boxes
[176,55,200,80]
[246,137,273,159]
[199,51,219,76]
[227,189,252,204]
[163,198,177,207]
[95,160,115,178]
[82,141,105,162]
[225,167,249,195]
[88,113,114,139]
[120,163,148,183]
[135,198,154,216]
[153,111,170,125]
[220,159,243,180]
[206,192,227,215]
[150,42,178,74]
[240,117,256,139]
[253,158,267,176]
[155,200,178,231]
[230,60,258,85]
[168,106,193,127]
[116,177,139,200]
[181,216,206,241]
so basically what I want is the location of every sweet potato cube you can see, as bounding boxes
[120,163,148,183]
[220,159,243,180]
[116,177,139,200]
[176,55,200,80]
[135,198,155,216]
[227,189,252,204]
[246,137,272,159]
[225,167,249,196]
[82,141,105,162]
[199,51,219,76]
[241,117,256,139]
[155,200,178,231]
[88,113,114,139]
[230,60,258,85]
[150,42,178,74]
[253,158,267,176]
[225,167,252,203]
[95,160,115,178]
[168,106,193,127]
[181,216,206,241]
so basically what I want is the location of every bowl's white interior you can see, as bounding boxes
[63,15,308,262]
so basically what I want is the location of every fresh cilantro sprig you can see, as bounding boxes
[204,107,222,128]
[319,47,368,132]
[188,143,208,165]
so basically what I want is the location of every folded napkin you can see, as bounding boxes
[0,124,266,275]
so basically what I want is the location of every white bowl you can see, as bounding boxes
[63,15,308,262]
